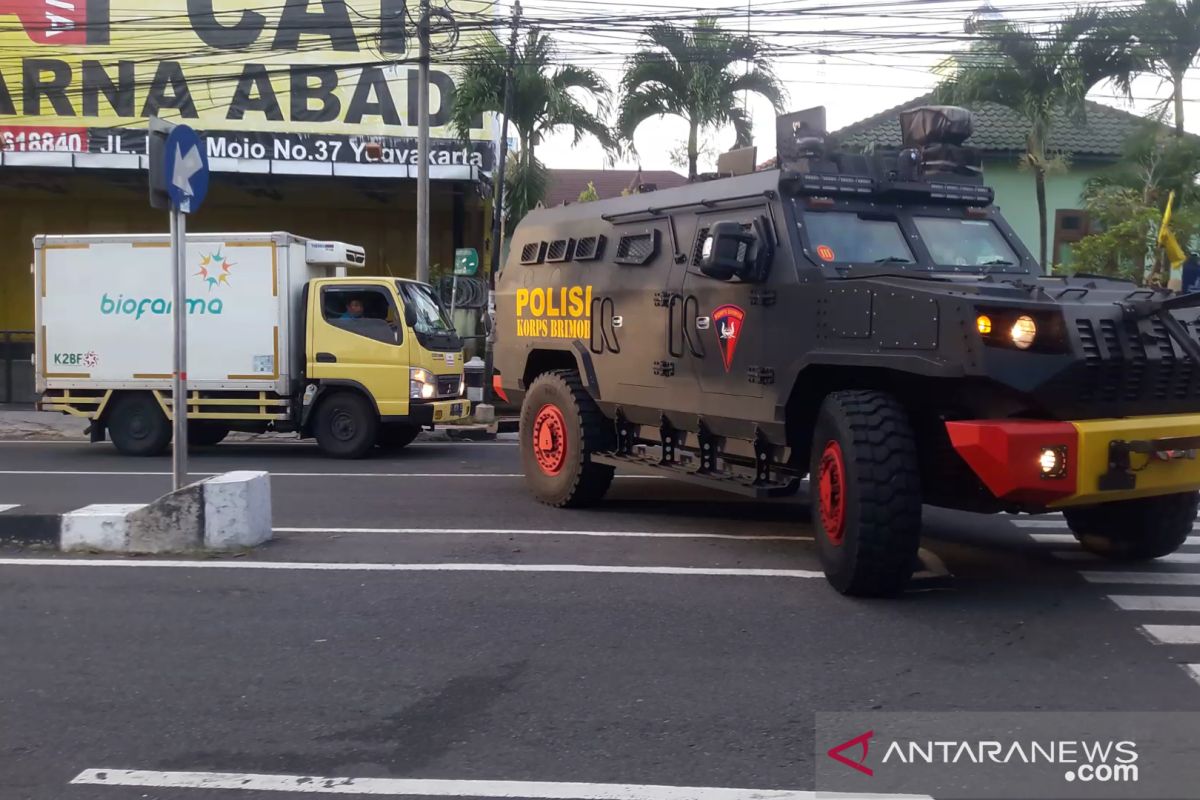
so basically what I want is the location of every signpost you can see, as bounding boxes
[148,118,209,490]
[449,247,479,318]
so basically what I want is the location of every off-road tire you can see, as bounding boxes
[107,392,172,457]
[810,390,922,597]
[314,391,379,459]
[521,370,614,508]
[1065,491,1199,561]
[377,422,422,450]
[187,423,229,447]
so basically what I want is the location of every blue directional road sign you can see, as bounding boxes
[163,125,209,214]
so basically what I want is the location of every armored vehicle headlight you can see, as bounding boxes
[1010,315,1037,349]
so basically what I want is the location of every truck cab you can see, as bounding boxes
[304,276,470,456]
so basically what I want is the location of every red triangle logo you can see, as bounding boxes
[827,730,874,776]
[712,305,745,373]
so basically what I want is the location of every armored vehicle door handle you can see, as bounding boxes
[695,316,711,330]
[683,295,705,358]
[315,352,337,363]
[667,294,684,357]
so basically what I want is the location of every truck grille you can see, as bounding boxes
[1074,317,1199,403]
[437,375,460,397]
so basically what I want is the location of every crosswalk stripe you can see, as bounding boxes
[1031,532,1200,545]
[1082,571,1200,586]
[1054,551,1200,565]
[1139,625,1200,645]
[1109,595,1200,612]
[1186,664,1200,687]
[0,504,17,513]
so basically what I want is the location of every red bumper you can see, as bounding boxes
[945,420,1078,505]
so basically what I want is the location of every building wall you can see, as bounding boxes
[0,171,486,332]
[984,158,1115,264]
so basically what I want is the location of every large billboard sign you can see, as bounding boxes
[0,0,495,169]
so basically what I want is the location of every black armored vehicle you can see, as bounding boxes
[494,105,1200,596]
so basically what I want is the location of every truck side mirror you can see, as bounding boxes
[700,221,756,281]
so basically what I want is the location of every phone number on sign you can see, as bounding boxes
[0,127,87,153]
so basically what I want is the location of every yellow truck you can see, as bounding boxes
[34,232,470,458]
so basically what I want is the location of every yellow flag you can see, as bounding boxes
[1159,190,1188,270]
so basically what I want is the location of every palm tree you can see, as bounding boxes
[450,29,616,226]
[617,17,785,180]
[939,11,1139,268]
[1111,0,1200,136]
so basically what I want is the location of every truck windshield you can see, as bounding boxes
[396,281,461,351]
[913,216,1020,270]
[804,211,914,265]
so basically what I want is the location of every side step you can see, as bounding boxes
[590,453,803,498]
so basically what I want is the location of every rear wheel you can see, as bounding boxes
[314,391,378,459]
[377,422,422,450]
[1065,491,1199,561]
[520,370,614,507]
[809,390,922,597]
[187,423,229,447]
[108,392,172,457]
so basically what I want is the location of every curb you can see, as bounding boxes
[1,471,272,553]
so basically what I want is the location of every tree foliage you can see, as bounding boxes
[1103,0,1200,135]
[937,10,1140,268]
[576,181,600,203]
[450,29,615,228]
[617,17,785,180]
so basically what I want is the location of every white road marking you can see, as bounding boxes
[1082,571,1200,586]
[69,769,929,799]
[1015,519,1200,531]
[1053,551,1200,565]
[0,504,17,513]
[0,470,663,480]
[1109,595,1200,612]
[0,439,518,447]
[1030,532,1200,545]
[1139,625,1200,645]
[0,559,824,578]
[1185,664,1200,688]
[273,527,811,542]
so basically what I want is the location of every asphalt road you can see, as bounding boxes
[2,437,1200,800]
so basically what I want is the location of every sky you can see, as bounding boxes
[514,0,1200,176]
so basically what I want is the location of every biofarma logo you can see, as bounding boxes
[100,293,223,320]
[826,730,1140,785]
[195,249,235,291]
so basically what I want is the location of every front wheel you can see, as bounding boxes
[314,391,379,459]
[520,370,614,508]
[809,390,922,597]
[1065,491,1199,561]
[377,423,422,450]
[187,423,229,447]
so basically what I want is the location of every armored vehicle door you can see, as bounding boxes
[671,205,777,404]
[598,224,672,401]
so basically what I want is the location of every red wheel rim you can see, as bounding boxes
[818,440,847,545]
[532,404,568,476]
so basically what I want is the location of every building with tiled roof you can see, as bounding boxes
[543,169,689,208]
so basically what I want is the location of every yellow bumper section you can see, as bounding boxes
[428,398,472,424]
[1054,413,1200,508]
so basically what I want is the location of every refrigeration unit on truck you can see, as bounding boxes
[34,232,470,458]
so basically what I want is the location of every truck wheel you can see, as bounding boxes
[1064,491,1199,561]
[377,423,422,450]
[521,370,614,508]
[187,423,229,447]
[314,391,379,459]
[810,390,922,597]
[108,392,172,457]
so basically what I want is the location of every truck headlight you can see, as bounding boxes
[458,378,466,397]
[410,368,435,400]
[1011,315,1037,349]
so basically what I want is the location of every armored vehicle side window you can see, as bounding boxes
[321,286,402,345]
[914,217,1019,270]
[804,211,913,265]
